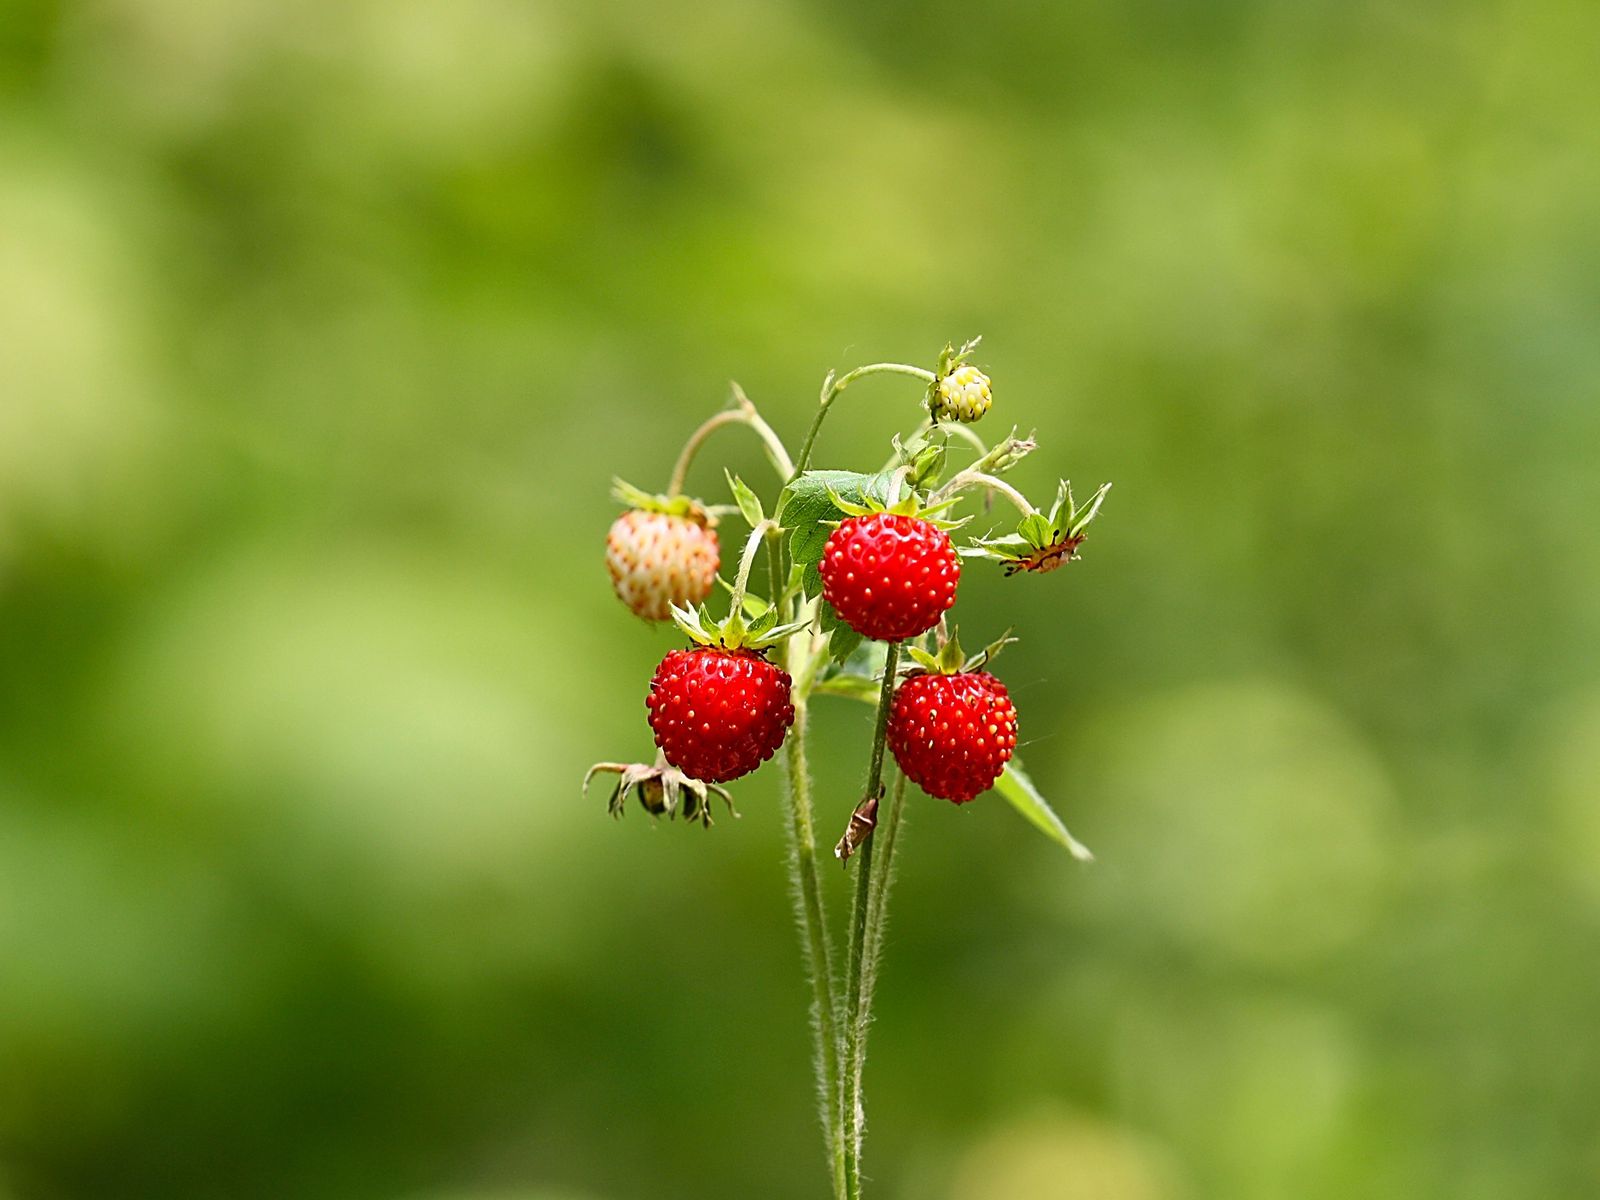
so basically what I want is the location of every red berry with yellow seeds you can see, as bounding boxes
[888,670,1018,803]
[820,512,959,642]
[606,509,720,622]
[646,647,795,783]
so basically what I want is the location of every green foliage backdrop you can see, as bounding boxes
[3,1,1598,1197]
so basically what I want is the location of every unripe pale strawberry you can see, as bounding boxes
[606,510,719,622]
[646,647,795,783]
[887,670,1017,803]
[932,365,992,423]
[820,512,959,642]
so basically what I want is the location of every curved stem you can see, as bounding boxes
[841,639,902,1199]
[728,520,774,612]
[793,363,938,481]
[932,470,1035,516]
[668,398,795,496]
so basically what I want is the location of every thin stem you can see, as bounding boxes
[841,639,902,1199]
[773,523,844,1198]
[728,520,773,612]
[782,697,845,1198]
[792,363,938,480]
[931,469,1035,516]
[860,769,908,1027]
[668,395,795,497]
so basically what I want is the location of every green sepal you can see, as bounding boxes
[892,430,949,489]
[611,478,713,524]
[964,479,1111,568]
[903,628,1014,676]
[980,428,1037,475]
[821,482,970,532]
[1063,480,1111,537]
[933,335,982,379]
[670,601,809,651]
[725,470,765,527]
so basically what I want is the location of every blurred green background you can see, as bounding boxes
[4,0,1599,1197]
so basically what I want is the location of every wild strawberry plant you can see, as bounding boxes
[585,341,1108,1199]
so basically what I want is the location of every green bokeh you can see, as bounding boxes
[3,1,1598,1197]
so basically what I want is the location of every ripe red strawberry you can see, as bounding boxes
[607,509,720,622]
[887,670,1017,803]
[646,647,795,783]
[820,512,959,642]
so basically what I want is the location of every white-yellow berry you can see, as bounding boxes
[605,510,720,622]
[933,365,992,423]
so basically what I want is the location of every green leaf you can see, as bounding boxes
[801,561,823,597]
[818,599,863,663]
[777,469,895,565]
[725,470,765,527]
[828,625,863,663]
[992,758,1093,862]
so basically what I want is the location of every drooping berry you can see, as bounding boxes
[887,670,1018,803]
[646,647,795,783]
[820,512,959,642]
[606,509,720,622]
[932,364,993,423]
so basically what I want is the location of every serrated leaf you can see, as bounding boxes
[801,560,823,597]
[725,470,765,527]
[778,469,894,566]
[993,758,1093,862]
[826,618,863,664]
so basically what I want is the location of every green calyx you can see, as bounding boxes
[904,628,1016,676]
[670,600,810,652]
[963,479,1111,574]
[931,336,983,384]
[823,470,969,533]
[611,478,714,526]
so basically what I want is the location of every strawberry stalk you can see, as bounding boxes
[840,638,902,1200]
[931,468,1035,516]
[792,362,936,478]
[668,383,795,496]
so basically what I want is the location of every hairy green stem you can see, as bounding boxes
[860,770,908,1022]
[931,469,1035,516]
[781,697,845,1197]
[772,521,845,1198]
[728,520,775,613]
[793,363,938,480]
[668,396,795,497]
[841,639,902,1199]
